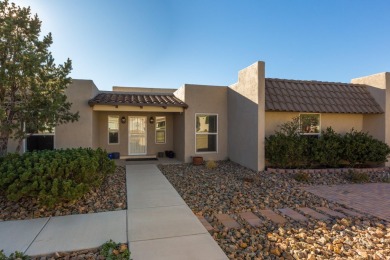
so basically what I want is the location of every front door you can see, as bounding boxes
[128,116,147,155]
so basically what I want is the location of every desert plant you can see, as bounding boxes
[101,240,131,260]
[344,170,369,183]
[0,148,115,207]
[206,160,218,169]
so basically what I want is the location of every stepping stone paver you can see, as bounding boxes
[298,207,330,220]
[259,209,287,224]
[316,207,347,218]
[239,212,262,227]
[278,208,308,222]
[197,216,214,231]
[214,214,240,229]
[334,207,364,218]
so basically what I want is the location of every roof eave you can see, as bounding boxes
[88,101,188,109]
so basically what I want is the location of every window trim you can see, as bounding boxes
[195,113,218,154]
[155,116,166,144]
[299,113,321,135]
[108,115,120,145]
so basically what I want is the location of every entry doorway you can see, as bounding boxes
[128,116,147,155]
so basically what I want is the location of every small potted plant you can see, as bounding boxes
[192,156,203,165]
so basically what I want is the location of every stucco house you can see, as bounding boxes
[9,61,390,171]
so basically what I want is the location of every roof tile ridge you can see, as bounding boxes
[266,77,370,87]
[98,90,175,96]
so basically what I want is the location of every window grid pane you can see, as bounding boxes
[108,116,119,144]
[196,115,217,133]
[300,114,320,135]
[155,116,166,143]
[195,114,218,152]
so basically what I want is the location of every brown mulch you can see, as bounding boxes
[0,166,127,221]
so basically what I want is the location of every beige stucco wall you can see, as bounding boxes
[351,72,390,166]
[6,138,20,154]
[172,86,186,161]
[265,112,364,136]
[180,84,228,162]
[172,113,185,161]
[228,61,265,171]
[92,111,100,148]
[96,111,174,156]
[55,80,99,149]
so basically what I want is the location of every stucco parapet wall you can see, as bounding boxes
[266,167,390,174]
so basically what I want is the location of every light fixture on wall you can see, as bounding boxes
[121,116,126,124]
[149,116,155,124]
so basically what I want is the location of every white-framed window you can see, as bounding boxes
[195,114,218,153]
[300,113,321,135]
[155,116,166,144]
[108,115,119,144]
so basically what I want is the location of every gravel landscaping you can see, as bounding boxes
[159,161,390,259]
[0,166,127,221]
[25,242,129,260]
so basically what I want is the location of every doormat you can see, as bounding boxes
[126,158,158,161]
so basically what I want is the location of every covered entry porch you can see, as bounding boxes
[88,91,188,160]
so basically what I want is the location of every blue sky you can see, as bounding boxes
[12,0,390,90]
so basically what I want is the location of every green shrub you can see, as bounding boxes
[0,250,30,260]
[313,127,344,168]
[101,240,131,260]
[343,129,390,167]
[265,117,309,168]
[266,117,390,169]
[344,170,369,183]
[0,148,115,207]
[293,171,311,182]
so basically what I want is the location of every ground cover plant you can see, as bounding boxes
[100,240,131,260]
[265,118,390,168]
[0,148,115,208]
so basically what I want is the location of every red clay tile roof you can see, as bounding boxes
[88,92,188,108]
[265,78,383,114]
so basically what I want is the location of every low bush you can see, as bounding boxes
[343,129,390,167]
[344,170,369,183]
[265,119,390,169]
[313,127,344,168]
[265,117,309,168]
[0,148,115,207]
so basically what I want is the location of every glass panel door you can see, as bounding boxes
[128,116,147,155]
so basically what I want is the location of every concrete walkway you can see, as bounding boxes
[0,210,127,256]
[126,164,227,260]
[0,164,227,259]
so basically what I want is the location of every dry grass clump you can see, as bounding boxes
[206,160,218,169]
